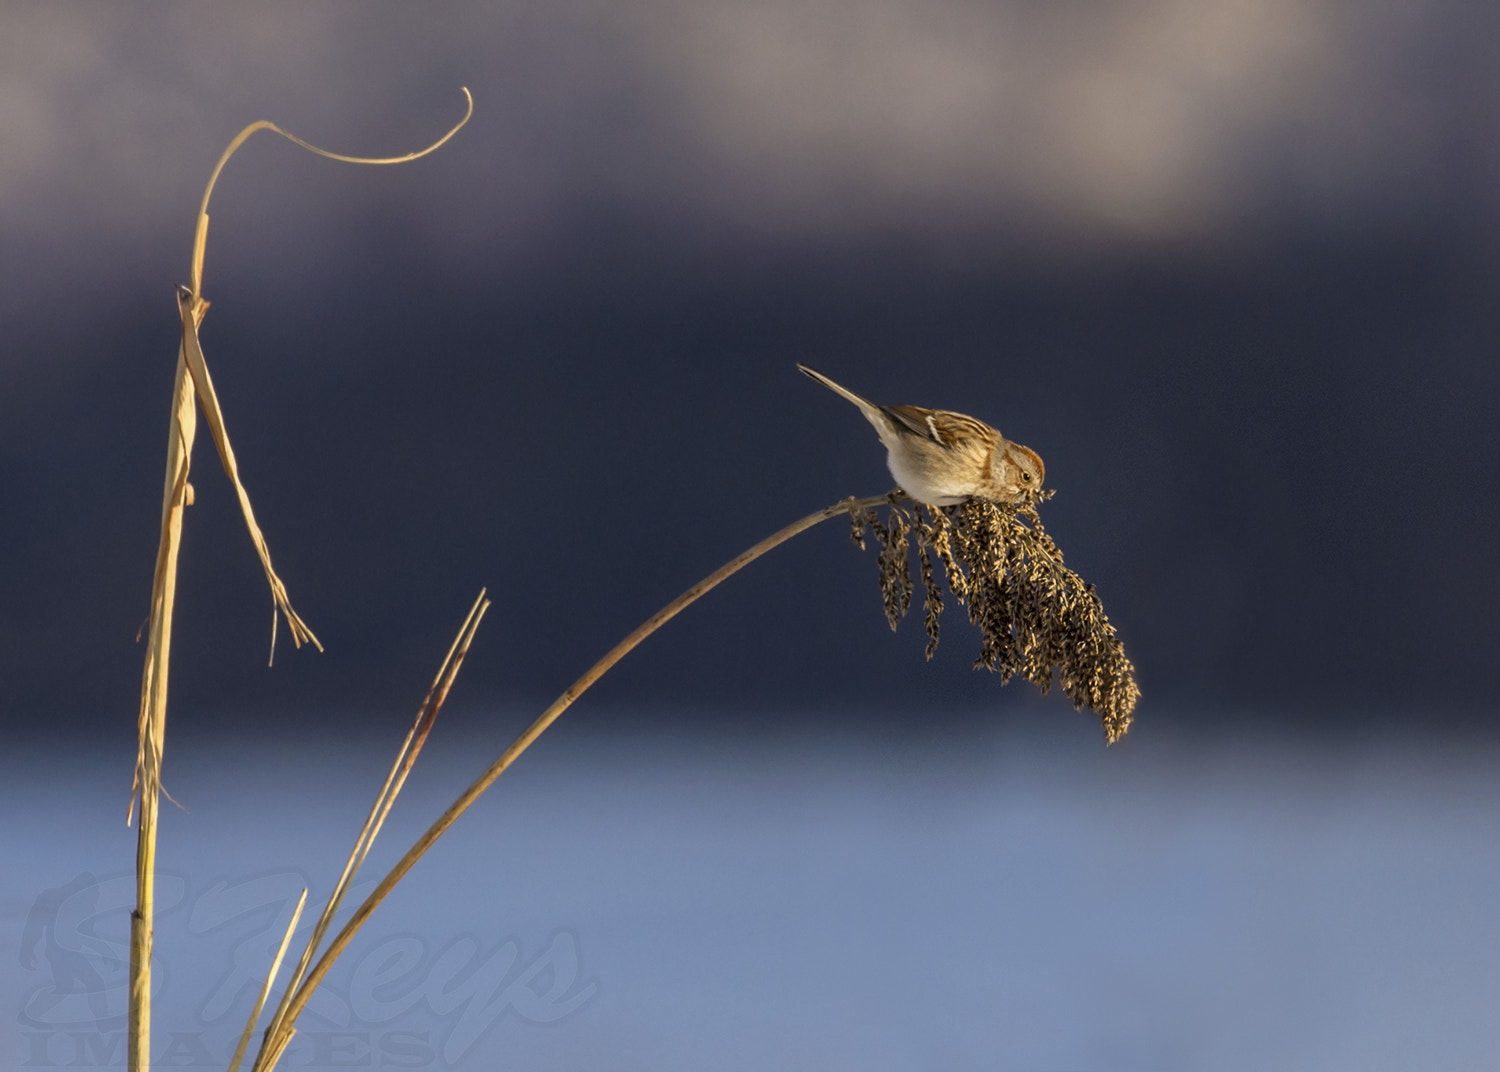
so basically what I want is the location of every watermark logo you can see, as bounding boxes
[17,871,598,1067]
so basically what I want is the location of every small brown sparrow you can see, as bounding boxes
[798,364,1044,506]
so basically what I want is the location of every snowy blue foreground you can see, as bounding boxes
[5,710,1497,1070]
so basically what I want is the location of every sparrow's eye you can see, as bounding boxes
[1021,472,1032,482]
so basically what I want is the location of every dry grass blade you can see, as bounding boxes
[175,288,320,659]
[253,591,491,1072]
[169,89,475,664]
[227,888,306,1072]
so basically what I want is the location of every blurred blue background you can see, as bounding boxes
[7,717,1500,1069]
[2,3,1498,1067]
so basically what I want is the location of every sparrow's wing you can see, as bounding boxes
[882,404,994,450]
[881,404,944,443]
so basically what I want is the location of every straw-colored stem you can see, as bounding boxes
[125,89,472,1072]
[253,493,890,1068]
[227,889,307,1072]
[189,88,472,297]
[129,310,204,1072]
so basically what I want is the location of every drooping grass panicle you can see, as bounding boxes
[859,491,1139,743]
[870,494,914,630]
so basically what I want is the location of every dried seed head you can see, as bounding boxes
[871,503,914,632]
[848,501,876,551]
[853,492,1138,742]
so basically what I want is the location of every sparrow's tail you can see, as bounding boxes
[796,364,886,429]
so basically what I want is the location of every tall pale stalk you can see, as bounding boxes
[128,303,200,1072]
[126,90,471,1072]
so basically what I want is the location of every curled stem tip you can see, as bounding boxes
[190,87,473,296]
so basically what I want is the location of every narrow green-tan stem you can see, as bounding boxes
[253,493,891,1067]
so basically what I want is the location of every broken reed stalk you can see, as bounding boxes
[128,91,472,1072]
[247,494,892,1070]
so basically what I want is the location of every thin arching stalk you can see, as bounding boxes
[250,493,890,1069]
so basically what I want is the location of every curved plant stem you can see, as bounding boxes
[252,492,892,1069]
[189,88,473,297]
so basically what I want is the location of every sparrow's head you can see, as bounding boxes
[998,444,1045,500]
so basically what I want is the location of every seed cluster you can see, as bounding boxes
[851,492,1139,743]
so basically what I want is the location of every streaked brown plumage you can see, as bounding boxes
[798,364,1044,506]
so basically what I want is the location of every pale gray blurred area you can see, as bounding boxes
[1,1,1496,322]
[5,715,1499,1069]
